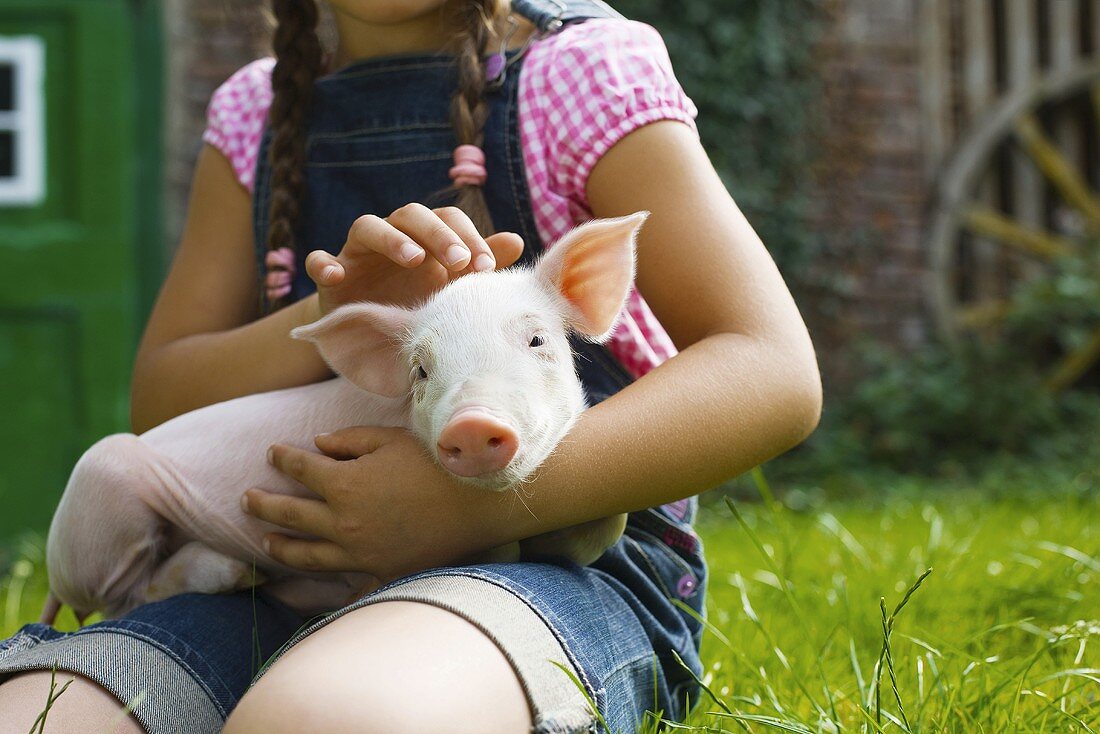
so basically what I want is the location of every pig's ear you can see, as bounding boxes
[535,212,648,341]
[290,303,412,397]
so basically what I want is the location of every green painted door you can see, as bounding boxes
[0,0,161,540]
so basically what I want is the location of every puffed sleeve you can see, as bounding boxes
[530,19,698,210]
[201,58,275,192]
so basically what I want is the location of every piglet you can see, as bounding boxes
[43,213,646,621]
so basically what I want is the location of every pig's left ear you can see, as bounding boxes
[290,303,413,397]
[535,212,648,341]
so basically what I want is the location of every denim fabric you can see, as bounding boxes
[0,1,707,731]
[0,592,306,733]
[257,504,707,732]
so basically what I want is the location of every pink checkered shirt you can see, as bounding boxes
[203,18,697,377]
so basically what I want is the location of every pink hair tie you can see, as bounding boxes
[265,247,296,301]
[449,144,487,187]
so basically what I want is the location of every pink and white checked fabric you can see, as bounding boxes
[203,18,697,377]
[203,57,275,193]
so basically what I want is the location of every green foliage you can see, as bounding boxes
[613,0,825,275]
[777,238,1100,476]
[778,338,1100,476]
[1004,246,1100,358]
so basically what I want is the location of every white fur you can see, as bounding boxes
[404,270,586,489]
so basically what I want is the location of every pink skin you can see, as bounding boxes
[323,0,462,68]
[437,408,519,477]
[324,0,448,26]
[43,215,645,623]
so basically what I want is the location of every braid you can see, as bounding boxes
[448,0,505,235]
[266,0,323,310]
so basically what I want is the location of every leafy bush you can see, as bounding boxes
[770,229,1100,477]
[1004,246,1100,366]
[774,336,1100,478]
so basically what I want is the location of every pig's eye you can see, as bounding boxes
[416,365,428,380]
[529,335,545,348]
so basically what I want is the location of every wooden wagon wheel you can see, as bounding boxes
[927,60,1100,393]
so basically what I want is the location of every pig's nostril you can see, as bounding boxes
[488,437,502,449]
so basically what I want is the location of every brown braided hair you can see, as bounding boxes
[446,0,507,235]
[265,0,505,309]
[266,0,323,309]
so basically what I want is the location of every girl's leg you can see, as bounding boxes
[223,601,532,734]
[0,590,307,734]
[0,672,143,734]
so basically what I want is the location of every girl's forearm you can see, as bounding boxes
[500,331,821,541]
[130,294,330,433]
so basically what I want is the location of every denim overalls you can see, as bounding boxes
[0,2,707,731]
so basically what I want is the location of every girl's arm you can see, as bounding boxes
[538,120,823,514]
[132,146,523,433]
[131,146,330,433]
[242,120,822,580]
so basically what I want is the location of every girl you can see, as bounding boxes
[0,1,821,732]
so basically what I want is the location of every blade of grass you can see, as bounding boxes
[872,567,933,729]
[672,649,734,716]
[549,660,612,734]
[707,711,818,733]
[725,497,839,725]
[879,598,910,731]
[28,666,73,734]
[730,573,827,720]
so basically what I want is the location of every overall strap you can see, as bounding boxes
[511,0,622,33]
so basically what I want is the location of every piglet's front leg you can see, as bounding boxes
[144,541,266,603]
[520,514,628,566]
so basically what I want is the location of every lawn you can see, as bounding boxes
[2,469,1097,732]
[666,468,1099,733]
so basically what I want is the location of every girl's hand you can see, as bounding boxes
[304,203,524,316]
[241,428,514,582]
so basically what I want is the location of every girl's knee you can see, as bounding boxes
[0,671,143,734]
[224,601,531,734]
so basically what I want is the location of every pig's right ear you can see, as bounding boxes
[290,303,412,397]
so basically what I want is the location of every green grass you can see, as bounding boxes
[657,471,1099,733]
[3,473,1097,732]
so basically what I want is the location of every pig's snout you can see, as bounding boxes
[437,409,519,478]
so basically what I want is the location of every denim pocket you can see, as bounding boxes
[306,125,454,168]
[300,126,459,241]
[623,526,701,602]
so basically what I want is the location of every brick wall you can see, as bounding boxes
[163,0,269,247]
[806,0,931,384]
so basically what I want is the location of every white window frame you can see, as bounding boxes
[0,36,45,206]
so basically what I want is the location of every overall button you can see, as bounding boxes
[676,574,697,598]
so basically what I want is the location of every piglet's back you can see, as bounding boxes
[136,378,406,555]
